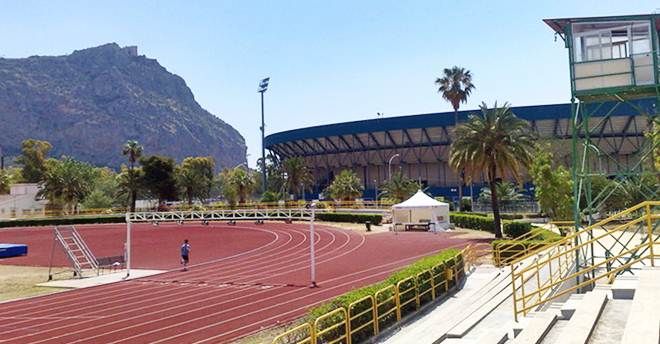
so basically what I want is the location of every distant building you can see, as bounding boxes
[0,183,47,219]
[123,45,138,57]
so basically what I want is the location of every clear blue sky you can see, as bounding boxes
[1,1,658,167]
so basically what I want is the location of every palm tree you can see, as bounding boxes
[282,157,313,200]
[380,171,419,202]
[436,66,475,208]
[450,102,536,238]
[326,169,364,201]
[122,140,143,212]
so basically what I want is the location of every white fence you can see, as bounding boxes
[126,208,319,223]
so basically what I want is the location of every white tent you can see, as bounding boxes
[391,190,450,231]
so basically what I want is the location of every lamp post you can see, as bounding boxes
[258,77,270,193]
[388,154,400,180]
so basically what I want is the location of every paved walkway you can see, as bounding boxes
[36,269,165,289]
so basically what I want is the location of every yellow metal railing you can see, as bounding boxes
[493,226,563,266]
[510,201,659,321]
[315,308,348,344]
[272,323,314,344]
[348,296,377,340]
[272,248,475,344]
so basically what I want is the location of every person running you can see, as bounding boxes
[180,239,191,271]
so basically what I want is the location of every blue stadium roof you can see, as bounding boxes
[265,99,656,148]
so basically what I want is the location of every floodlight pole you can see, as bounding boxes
[310,203,317,288]
[258,77,269,193]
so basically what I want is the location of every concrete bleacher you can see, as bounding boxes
[378,267,660,344]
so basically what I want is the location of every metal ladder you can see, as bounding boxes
[50,226,98,279]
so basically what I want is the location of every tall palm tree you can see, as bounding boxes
[436,66,475,207]
[122,140,143,212]
[450,102,536,238]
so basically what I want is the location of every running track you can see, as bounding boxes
[0,222,479,343]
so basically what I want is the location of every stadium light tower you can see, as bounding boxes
[258,77,270,192]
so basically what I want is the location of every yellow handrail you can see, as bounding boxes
[347,295,376,340]
[314,308,348,344]
[271,248,472,344]
[510,201,659,320]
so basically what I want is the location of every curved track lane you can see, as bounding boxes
[0,222,475,343]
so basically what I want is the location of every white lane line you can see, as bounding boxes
[5,226,355,342]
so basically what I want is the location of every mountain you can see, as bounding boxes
[0,43,246,170]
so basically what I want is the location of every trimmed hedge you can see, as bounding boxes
[0,215,125,228]
[450,213,533,236]
[316,212,382,225]
[450,213,496,232]
[502,221,533,237]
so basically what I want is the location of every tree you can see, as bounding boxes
[436,66,475,208]
[380,171,419,202]
[117,165,144,209]
[282,157,313,200]
[38,157,96,214]
[0,171,10,194]
[478,181,526,203]
[258,153,286,194]
[122,140,143,212]
[450,102,536,238]
[326,169,364,201]
[82,168,120,210]
[16,139,52,183]
[219,167,256,205]
[139,155,177,206]
[176,156,215,206]
[530,148,573,220]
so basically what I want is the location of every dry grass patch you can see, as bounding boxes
[0,265,71,302]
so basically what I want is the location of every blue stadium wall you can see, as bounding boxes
[265,100,655,202]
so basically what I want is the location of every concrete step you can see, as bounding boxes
[511,312,557,344]
[444,274,514,338]
[539,318,568,344]
[587,299,631,344]
[554,291,608,344]
[610,275,638,300]
[378,267,506,344]
[620,269,660,344]
[440,329,508,344]
[559,294,585,319]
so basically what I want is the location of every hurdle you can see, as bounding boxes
[124,207,319,285]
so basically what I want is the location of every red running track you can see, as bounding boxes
[0,222,478,343]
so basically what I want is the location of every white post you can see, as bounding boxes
[125,214,131,279]
[310,203,317,288]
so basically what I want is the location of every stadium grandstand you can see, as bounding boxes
[265,99,656,201]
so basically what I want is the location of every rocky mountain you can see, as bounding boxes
[0,43,246,170]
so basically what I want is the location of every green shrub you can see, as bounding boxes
[450,213,495,232]
[451,213,532,236]
[500,213,524,220]
[502,222,532,237]
[316,212,382,225]
[0,215,125,228]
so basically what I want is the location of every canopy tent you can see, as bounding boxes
[391,190,450,231]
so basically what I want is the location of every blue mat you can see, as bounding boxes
[0,244,28,258]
